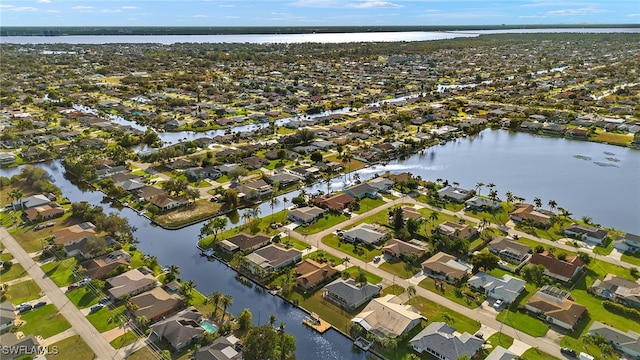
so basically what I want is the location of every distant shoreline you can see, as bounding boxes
[2,24,639,37]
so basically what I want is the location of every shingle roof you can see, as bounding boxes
[323,279,381,308]
[410,322,483,360]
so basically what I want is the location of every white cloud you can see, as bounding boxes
[121,6,139,10]
[2,5,38,12]
[193,14,209,18]
[38,0,51,3]
[102,9,122,13]
[218,4,235,7]
[628,13,640,17]
[546,7,608,16]
[72,6,93,10]
[290,0,341,8]
[347,1,403,9]
[519,15,547,18]
[46,9,60,13]
[224,15,240,18]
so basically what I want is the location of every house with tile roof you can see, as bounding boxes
[421,252,472,284]
[351,294,423,338]
[217,233,270,254]
[107,266,157,300]
[382,238,427,258]
[590,274,640,309]
[525,285,587,331]
[150,306,204,350]
[52,222,96,245]
[288,206,326,225]
[314,193,355,211]
[529,251,584,282]
[129,287,184,322]
[243,244,302,277]
[295,259,339,291]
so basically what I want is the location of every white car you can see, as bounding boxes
[493,299,504,309]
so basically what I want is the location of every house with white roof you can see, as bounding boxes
[351,294,423,338]
[467,272,526,304]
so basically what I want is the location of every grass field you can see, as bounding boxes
[40,258,79,287]
[496,307,549,337]
[418,277,484,309]
[299,213,349,234]
[110,330,141,348]
[46,335,95,360]
[86,305,127,332]
[67,286,102,309]
[153,200,222,228]
[378,259,420,279]
[322,234,379,262]
[520,347,560,360]
[290,290,360,334]
[621,252,640,267]
[343,266,382,284]
[352,197,386,214]
[6,279,42,304]
[9,211,78,252]
[408,295,481,335]
[0,262,28,282]
[486,332,514,350]
[19,304,72,338]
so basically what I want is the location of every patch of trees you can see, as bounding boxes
[602,301,640,322]
[280,128,315,146]
[242,323,296,360]
[70,202,136,242]
[10,165,61,195]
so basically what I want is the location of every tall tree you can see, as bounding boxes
[474,182,484,195]
[534,197,542,209]
[220,294,233,323]
[200,216,228,242]
[207,291,223,317]
[548,199,557,213]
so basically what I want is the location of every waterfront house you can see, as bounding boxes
[409,322,483,360]
[564,223,608,245]
[135,186,167,202]
[465,196,501,211]
[525,285,586,331]
[268,172,303,187]
[323,279,381,311]
[288,206,326,225]
[344,183,379,200]
[341,224,389,245]
[510,203,551,227]
[232,179,272,201]
[13,193,53,210]
[217,233,270,254]
[23,204,64,223]
[295,259,339,291]
[52,222,96,246]
[243,244,302,277]
[351,294,423,338]
[368,177,395,193]
[437,186,474,203]
[421,252,472,284]
[529,251,584,282]
[149,194,187,212]
[0,152,16,165]
[80,249,131,279]
[487,236,531,265]
[129,287,184,322]
[382,238,427,259]
[614,233,640,253]
[107,266,157,300]
[314,193,355,211]
[590,274,640,308]
[150,306,204,350]
[241,156,269,170]
[588,321,640,359]
[467,272,526,304]
[0,302,16,333]
[437,221,478,240]
[195,335,241,360]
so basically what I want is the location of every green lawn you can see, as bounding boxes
[299,213,349,235]
[9,211,78,252]
[496,308,549,337]
[282,237,310,251]
[110,331,141,348]
[19,304,72,338]
[378,259,420,279]
[486,332,514,350]
[322,234,379,262]
[621,252,640,267]
[561,334,621,360]
[464,207,510,225]
[6,279,42,304]
[408,295,481,335]
[0,262,28,282]
[418,277,484,309]
[304,250,344,267]
[86,305,127,332]
[67,286,102,309]
[0,251,13,262]
[416,207,474,236]
[47,335,95,360]
[381,284,405,296]
[289,290,360,334]
[520,348,560,360]
[40,258,79,287]
[353,197,386,214]
[199,210,289,248]
[343,266,382,284]
[125,347,158,360]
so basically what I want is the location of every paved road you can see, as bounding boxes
[288,197,568,358]
[1,228,122,360]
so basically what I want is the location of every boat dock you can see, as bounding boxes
[302,313,331,334]
[354,336,373,351]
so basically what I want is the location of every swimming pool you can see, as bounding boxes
[200,320,218,333]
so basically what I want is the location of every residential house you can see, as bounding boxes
[0,333,42,360]
[467,272,526,304]
[0,152,16,165]
[590,274,640,308]
[525,285,587,331]
[564,224,608,245]
[217,233,271,254]
[588,321,640,359]
[486,346,518,360]
[438,186,474,203]
[107,266,157,300]
[0,302,15,333]
[135,186,167,202]
[344,183,379,200]
[23,204,64,223]
[243,244,302,276]
[351,294,423,338]
[510,204,551,227]
[314,193,355,211]
[614,233,640,253]
[341,224,389,245]
[382,238,427,258]
[401,206,422,221]
[288,206,326,225]
[295,259,339,291]
[14,193,53,210]
[129,287,184,322]
[195,335,242,360]
[269,172,303,187]
[421,252,472,284]
[410,322,483,360]
[368,177,395,193]
[79,249,131,279]
[167,158,195,170]
[437,221,478,240]
[322,278,382,311]
[465,196,501,211]
[149,195,187,212]
[290,166,321,179]
[233,179,272,201]
[242,156,269,170]
[150,306,204,350]
[52,222,96,245]
[529,251,585,282]
[487,236,531,264]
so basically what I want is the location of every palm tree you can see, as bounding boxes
[487,183,496,191]
[242,209,252,226]
[251,206,262,220]
[342,257,350,268]
[442,313,454,325]
[534,197,542,209]
[505,191,514,205]
[8,189,23,208]
[407,285,416,301]
[167,264,180,281]
[269,196,279,222]
[475,182,484,195]
[206,291,223,317]
[548,199,557,213]
[181,280,195,298]
[220,294,233,323]
[269,314,277,327]
[282,196,288,210]
[429,211,439,227]
[341,152,353,183]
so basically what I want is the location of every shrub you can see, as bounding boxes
[603,300,640,322]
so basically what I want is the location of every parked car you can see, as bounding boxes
[560,348,577,357]
[98,298,111,305]
[77,278,91,287]
[67,284,78,292]
[32,301,46,309]
[90,304,104,313]
[493,299,504,309]
[474,332,484,339]
[373,256,381,264]
[17,303,33,314]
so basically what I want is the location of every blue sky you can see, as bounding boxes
[1,0,638,27]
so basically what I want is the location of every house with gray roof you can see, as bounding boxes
[485,346,518,360]
[487,236,531,264]
[344,183,379,200]
[341,224,389,245]
[323,279,381,311]
[150,306,204,350]
[564,223,608,245]
[368,177,395,193]
[0,302,16,333]
[0,333,42,360]
[351,294,423,338]
[196,335,241,360]
[243,244,302,277]
[465,196,501,211]
[269,172,303,187]
[590,274,640,308]
[467,272,526,304]
[588,321,640,359]
[288,206,326,225]
[614,233,640,253]
[13,194,53,210]
[410,322,483,360]
[438,186,473,203]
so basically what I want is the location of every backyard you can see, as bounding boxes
[18,304,72,338]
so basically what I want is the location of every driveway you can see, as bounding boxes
[1,228,121,360]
